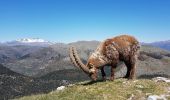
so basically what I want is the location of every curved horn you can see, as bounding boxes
[69,47,79,68]
[69,46,90,74]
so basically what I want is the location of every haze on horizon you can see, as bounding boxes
[0,0,170,43]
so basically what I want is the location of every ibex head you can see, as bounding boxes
[69,46,99,81]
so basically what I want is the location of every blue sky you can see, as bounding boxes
[0,0,170,43]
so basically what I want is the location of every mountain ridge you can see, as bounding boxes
[1,38,170,50]
[143,40,170,51]
[1,38,53,47]
[0,40,170,77]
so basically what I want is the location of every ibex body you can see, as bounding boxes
[70,35,140,81]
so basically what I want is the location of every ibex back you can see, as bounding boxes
[69,35,140,81]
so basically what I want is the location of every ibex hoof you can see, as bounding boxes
[110,77,114,81]
[102,77,106,81]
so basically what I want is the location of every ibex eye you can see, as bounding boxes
[89,66,93,69]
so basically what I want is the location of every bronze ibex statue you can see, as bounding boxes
[69,35,140,81]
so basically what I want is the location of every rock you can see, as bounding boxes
[147,95,167,100]
[57,86,65,91]
[153,77,170,83]
[133,80,139,83]
[136,85,144,89]
[148,77,170,100]
[167,87,170,93]
[127,94,134,100]
[60,80,70,85]
[68,84,75,87]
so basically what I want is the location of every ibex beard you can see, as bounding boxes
[69,35,140,81]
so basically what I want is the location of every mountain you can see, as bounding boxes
[3,38,54,47]
[144,40,170,51]
[0,40,170,78]
[0,41,100,76]
[0,45,44,63]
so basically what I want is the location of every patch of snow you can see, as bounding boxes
[3,38,55,46]
[57,86,65,91]
[16,38,48,43]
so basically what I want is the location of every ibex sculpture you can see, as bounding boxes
[69,35,140,81]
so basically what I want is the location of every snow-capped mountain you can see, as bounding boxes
[3,38,54,47]
[16,38,48,43]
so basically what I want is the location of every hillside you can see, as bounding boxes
[39,69,89,81]
[0,41,99,76]
[147,40,170,51]
[0,41,170,78]
[0,64,77,100]
[17,78,170,100]
[0,64,31,100]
